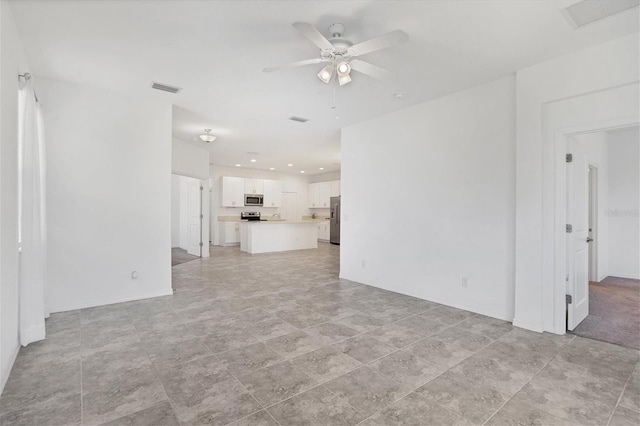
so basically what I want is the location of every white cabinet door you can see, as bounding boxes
[221,177,245,207]
[263,179,282,207]
[317,221,330,241]
[221,221,241,245]
[330,180,340,197]
[318,182,331,208]
[309,183,320,207]
[244,179,264,195]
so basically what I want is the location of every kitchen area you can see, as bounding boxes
[211,169,341,254]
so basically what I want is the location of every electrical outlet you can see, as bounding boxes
[131,271,138,280]
[461,276,468,288]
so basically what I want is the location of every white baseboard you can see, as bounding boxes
[20,323,46,346]
[606,272,640,280]
[337,273,514,323]
[0,342,20,395]
[48,289,174,314]
[512,317,545,333]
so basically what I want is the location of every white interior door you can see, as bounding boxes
[567,142,589,330]
[281,192,298,221]
[187,178,202,256]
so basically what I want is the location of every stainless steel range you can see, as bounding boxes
[240,211,261,221]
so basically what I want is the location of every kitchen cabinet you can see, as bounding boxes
[309,180,339,208]
[263,179,282,207]
[244,179,264,195]
[330,180,340,197]
[308,183,320,208]
[316,221,330,241]
[220,177,245,207]
[220,221,241,245]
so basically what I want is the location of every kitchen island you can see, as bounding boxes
[239,220,318,254]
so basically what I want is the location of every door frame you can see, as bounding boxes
[552,120,638,334]
[588,164,598,283]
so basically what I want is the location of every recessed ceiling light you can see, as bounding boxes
[269,167,275,170]
[300,171,305,174]
[235,164,241,167]
[250,159,257,163]
[319,167,324,170]
[288,163,293,167]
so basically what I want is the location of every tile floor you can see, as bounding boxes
[1,244,638,425]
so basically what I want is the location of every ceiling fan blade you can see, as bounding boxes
[348,29,409,57]
[292,22,334,51]
[263,57,325,73]
[350,59,390,80]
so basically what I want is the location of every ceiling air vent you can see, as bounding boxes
[151,81,183,94]
[289,116,309,123]
[562,0,639,28]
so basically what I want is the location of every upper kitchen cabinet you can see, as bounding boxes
[330,180,340,197]
[220,176,245,207]
[263,179,282,207]
[244,178,264,195]
[309,180,339,208]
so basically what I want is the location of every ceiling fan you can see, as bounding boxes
[263,22,409,86]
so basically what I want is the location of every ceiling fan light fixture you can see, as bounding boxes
[317,64,334,84]
[338,72,352,86]
[199,129,216,143]
[336,59,352,86]
[337,61,351,75]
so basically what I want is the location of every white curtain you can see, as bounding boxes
[18,77,47,346]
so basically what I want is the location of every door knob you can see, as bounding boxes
[586,238,594,243]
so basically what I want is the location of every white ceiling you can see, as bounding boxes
[10,0,638,175]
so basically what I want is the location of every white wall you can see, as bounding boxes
[209,166,310,245]
[607,128,639,279]
[172,137,209,180]
[341,76,516,320]
[0,0,27,394]
[40,78,173,312]
[514,34,639,333]
[572,132,609,281]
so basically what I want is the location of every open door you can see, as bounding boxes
[566,141,589,330]
[186,178,202,257]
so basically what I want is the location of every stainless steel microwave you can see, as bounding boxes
[245,194,264,206]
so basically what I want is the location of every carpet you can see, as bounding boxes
[571,276,640,350]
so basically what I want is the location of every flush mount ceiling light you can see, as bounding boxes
[264,22,407,86]
[199,129,216,143]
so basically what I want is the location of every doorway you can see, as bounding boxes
[565,126,639,349]
[171,174,209,266]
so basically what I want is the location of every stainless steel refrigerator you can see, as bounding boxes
[330,196,340,245]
